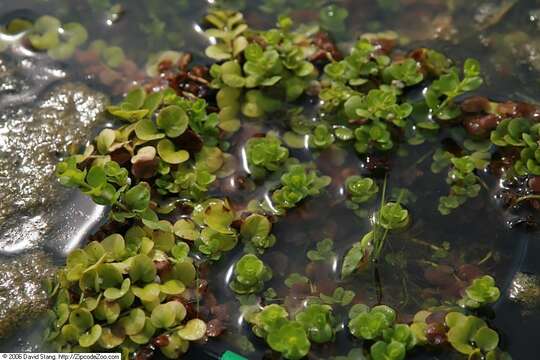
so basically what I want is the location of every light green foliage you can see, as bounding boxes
[346,89,413,127]
[295,303,336,343]
[459,275,501,308]
[204,10,248,60]
[309,124,335,149]
[353,121,394,154]
[267,321,310,360]
[249,304,312,360]
[269,163,331,215]
[346,175,379,204]
[425,59,483,120]
[383,59,424,87]
[229,254,272,294]
[491,118,540,175]
[446,312,503,358]
[348,304,396,340]
[378,202,409,230]
[245,134,289,178]
[192,199,238,260]
[45,223,200,356]
[27,16,88,60]
[438,156,481,215]
[240,214,276,254]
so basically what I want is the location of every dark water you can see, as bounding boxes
[0,0,539,359]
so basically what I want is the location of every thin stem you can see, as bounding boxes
[515,194,540,204]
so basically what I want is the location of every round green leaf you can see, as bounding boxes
[69,308,94,331]
[61,324,81,343]
[171,242,190,261]
[98,327,125,349]
[173,219,199,241]
[151,302,178,329]
[79,324,102,348]
[177,319,207,341]
[104,278,131,300]
[94,300,121,324]
[97,264,124,288]
[157,139,190,164]
[129,317,156,344]
[135,118,165,141]
[128,254,157,284]
[131,283,161,302]
[101,234,125,261]
[156,105,189,138]
[473,327,499,352]
[119,308,146,335]
[160,280,186,295]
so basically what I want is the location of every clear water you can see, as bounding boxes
[0,0,539,358]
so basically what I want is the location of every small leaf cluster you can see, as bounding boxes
[269,163,331,215]
[240,214,277,254]
[342,199,410,278]
[208,16,317,127]
[345,88,413,127]
[446,312,503,359]
[377,202,410,230]
[245,134,289,178]
[307,238,336,262]
[319,287,355,306]
[425,59,483,120]
[26,15,88,60]
[249,303,336,360]
[459,275,501,309]
[322,39,385,88]
[229,254,272,294]
[346,175,379,206]
[204,10,248,61]
[490,118,540,175]
[348,304,416,360]
[45,223,202,358]
[56,157,149,222]
[438,156,481,215]
[190,198,238,260]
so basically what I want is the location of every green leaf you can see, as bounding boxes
[129,317,156,344]
[118,308,146,335]
[157,139,190,164]
[160,280,186,295]
[177,319,207,341]
[128,254,157,283]
[69,308,94,331]
[156,105,189,138]
[135,118,165,141]
[472,327,499,352]
[150,303,176,329]
[104,278,131,300]
[79,324,102,348]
